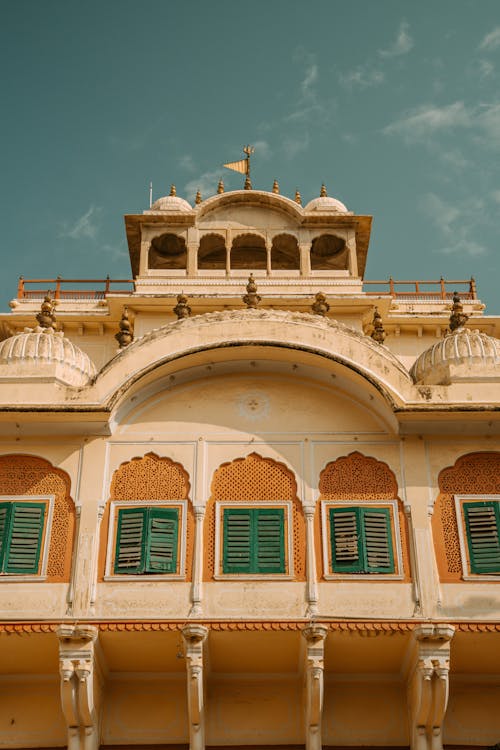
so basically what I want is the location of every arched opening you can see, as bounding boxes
[231,234,267,270]
[311,233,348,270]
[198,233,226,270]
[271,234,300,270]
[148,233,187,270]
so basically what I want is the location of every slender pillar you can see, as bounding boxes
[406,624,454,750]
[189,504,206,616]
[303,504,318,615]
[182,624,209,750]
[302,625,328,750]
[299,242,311,276]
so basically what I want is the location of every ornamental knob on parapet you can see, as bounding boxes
[311,292,330,317]
[115,307,133,349]
[173,294,191,319]
[449,292,469,332]
[371,308,386,344]
[36,295,57,331]
[243,275,261,309]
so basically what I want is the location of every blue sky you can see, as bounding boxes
[1,0,499,311]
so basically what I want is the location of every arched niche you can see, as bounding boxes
[271,233,300,271]
[199,233,226,270]
[231,233,267,269]
[311,233,348,271]
[148,233,187,270]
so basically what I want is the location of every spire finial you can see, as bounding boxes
[272,179,280,194]
[294,189,302,205]
[242,274,261,309]
[195,190,202,205]
[217,179,224,194]
[115,307,133,349]
[320,183,327,197]
[169,184,177,197]
[311,292,330,317]
[244,175,252,190]
[173,293,191,320]
[371,307,386,344]
[36,294,57,331]
[449,292,468,332]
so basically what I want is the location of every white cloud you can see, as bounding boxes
[478,59,494,78]
[252,140,271,160]
[492,190,500,204]
[301,62,318,97]
[383,102,471,141]
[178,154,196,173]
[339,67,385,89]
[60,206,101,241]
[184,169,223,202]
[102,243,128,260]
[476,102,500,147]
[479,27,500,51]
[379,21,414,58]
[282,133,310,159]
[420,193,487,257]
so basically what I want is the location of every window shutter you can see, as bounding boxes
[330,507,362,572]
[255,508,285,573]
[0,503,10,570]
[464,501,500,574]
[114,508,147,574]
[146,508,179,573]
[361,508,394,573]
[223,508,252,573]
[4,502,45,574]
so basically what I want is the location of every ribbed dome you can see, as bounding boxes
[411,327,500,385]
[304,195,349,213]
[0,330,97,386]
[148,195,192,213]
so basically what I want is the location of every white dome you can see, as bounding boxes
[0,330,97,387]
[147,195,192,213]
[410,327,500,385]
[304,195,349,213]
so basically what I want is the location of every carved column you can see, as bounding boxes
[406,624,454,750]
[57,625,102,750]
[189,505,206,616]
[299,242,311,276]
[182,624,209,750]
[303,504,319,616]
[302,625,328,750]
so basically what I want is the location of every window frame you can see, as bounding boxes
[321,499,404,580]
[0,495,54,581]
[105,499,187,580]
[214,501,294,580]
[455,494,500,580]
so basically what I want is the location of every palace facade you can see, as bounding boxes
[0,181,498,750]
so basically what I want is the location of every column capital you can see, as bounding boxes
[302,624,329,644]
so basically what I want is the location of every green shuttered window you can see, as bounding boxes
[464,501,500,574]
[223,507,285,574]
[0,502,46,574]
[330,506,394,574]
[114,507,179,575]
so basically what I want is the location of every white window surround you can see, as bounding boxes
[320,499,404,581]
[0,494,55,581]
[104,499,188,581]
[454,494,500,581]
[214,501,294,580]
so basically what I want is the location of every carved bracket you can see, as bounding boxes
[406,624,454,750]
[302,625,329,750]
[57,625,100,750]
[182,624,209,750]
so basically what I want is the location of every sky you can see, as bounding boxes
[1,0,499,312]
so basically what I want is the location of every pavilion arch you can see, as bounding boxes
[196,190,304,224]
[271,233,300,270]
[231,233,267,269]
[203,452,306,581]
[148,233,187,270]
[316,451,411,580]
[98,452,194,581]
[311,233,348,270]
[0,453,75,582]
[433,451,500,582]
[198,233,226,270]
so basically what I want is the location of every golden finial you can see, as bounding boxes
[294,189,302,205]
[320,184,327,197]
[173,294,191,320]
[169,184,177,197]
[115,307,133,349]
[371,307,386,344]
[244,175,252,190]
[36,294,57,330]
[195,190,202,205]
[449,292,468,332]
[272,179,280,194]
[242,274,261,309]
[217,179,224,194]
[311,292,330,317]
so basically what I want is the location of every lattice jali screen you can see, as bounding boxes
[0,454,74,581]
[434,452,500,580]
[100,452,194,580]
[317,452,410,580]
[204,452,306,580]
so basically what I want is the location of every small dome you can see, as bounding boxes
[0,330,97,387]
[411,327,500,385]
[147,194,192,213]
[304,195,349,213]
